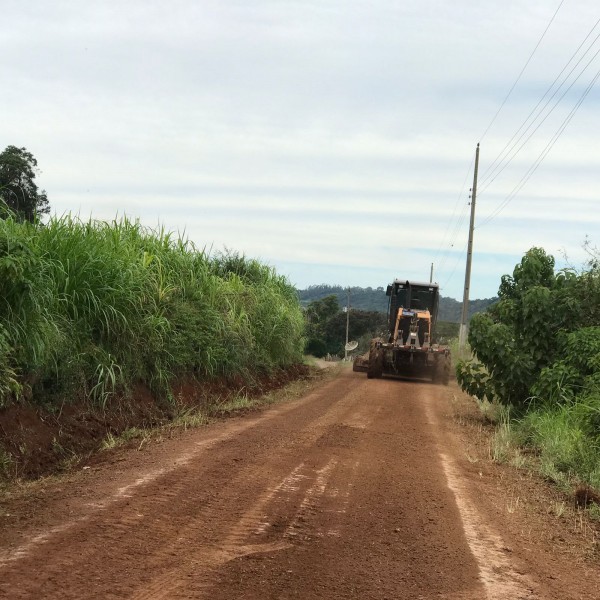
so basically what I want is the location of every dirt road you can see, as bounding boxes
[0,370,598,599]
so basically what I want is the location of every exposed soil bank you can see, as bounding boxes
[0,364,312,480]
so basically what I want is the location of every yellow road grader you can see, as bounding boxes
[353,280,450,384]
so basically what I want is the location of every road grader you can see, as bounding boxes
[353,280,450,384]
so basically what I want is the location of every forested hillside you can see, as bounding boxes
[297,284,496,323]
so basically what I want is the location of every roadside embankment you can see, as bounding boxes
[0,364,327,481]
[0,215,307,481]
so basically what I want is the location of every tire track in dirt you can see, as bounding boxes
[131,459,343,600]
[423,394,538,600]
[0,370,561,599]
[0,376,355,570]
[0,375,370,599]
[129,389,377,599]
[190,376,485,600]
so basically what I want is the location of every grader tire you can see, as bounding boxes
[366,338,384,379]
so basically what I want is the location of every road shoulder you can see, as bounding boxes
[437,382,600,599]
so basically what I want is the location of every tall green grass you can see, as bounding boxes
[0,215,304,407]
[508,393,600,491]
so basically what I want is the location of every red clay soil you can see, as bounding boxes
[0,369,599,599]
[0,365,310,479]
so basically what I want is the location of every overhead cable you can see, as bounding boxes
[437,201,471,275]
[441,241,469,291]
[432,155,474,263]
[478,0,565,142]
[478,28,600,193]
[478,65,600,227]
[479,15,600,185]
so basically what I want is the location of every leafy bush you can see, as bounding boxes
[456,361,492,402]
[457,246,600,491]
[457,247,596,407]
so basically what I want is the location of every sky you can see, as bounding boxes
[2,0,599,299]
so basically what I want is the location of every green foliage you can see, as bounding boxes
[305,295,342,357]
[304,295,387,357]
[0,325,21,406]
[575,249,600,325]
[514,398,600,490]
[0,215,304,407]
[458,247,584,407]
[498,246,557,300]
[531,361,580,404]
[456,361,492,402]
[458,246,600,493]
[564,327,600,374]
[0,146,50,222]
[435,320,460,341]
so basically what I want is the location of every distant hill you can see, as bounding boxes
[297,284,497,323]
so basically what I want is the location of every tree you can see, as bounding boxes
[304,295,388,357]
[0,146,50,222]
[456,247,599,407]
[305,295,341,356]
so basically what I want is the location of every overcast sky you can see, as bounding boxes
[2,0,599,299]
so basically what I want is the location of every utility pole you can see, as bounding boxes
[430,263,434,284]
[344,288,350,361]
[458,143,480,351]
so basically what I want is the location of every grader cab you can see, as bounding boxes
[353,280,450,384]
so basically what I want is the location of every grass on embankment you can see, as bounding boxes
[0,214,304,407]
[456,346,600,512]
[0,214,306,480]
[491,400,600,511]
[465,392,600,517]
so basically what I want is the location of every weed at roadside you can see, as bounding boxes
[0,446,14,480]
[100,427,153,451]
[588,504,600,523]
[171,408,209,430]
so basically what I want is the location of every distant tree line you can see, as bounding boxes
[297,284,497,323]
[303,294,462,358]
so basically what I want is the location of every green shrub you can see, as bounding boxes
[457,246,600,492]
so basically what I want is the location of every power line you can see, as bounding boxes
[439,1,563,290]
[478,26,600,193]
[437,200,471,275]
[479,0,565,141]
[478,65,600,227]
[477,42,600,197]
[481,74,599,225]
[479,16,600,185]
[433,155,474,263]
[441,241,469,291]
